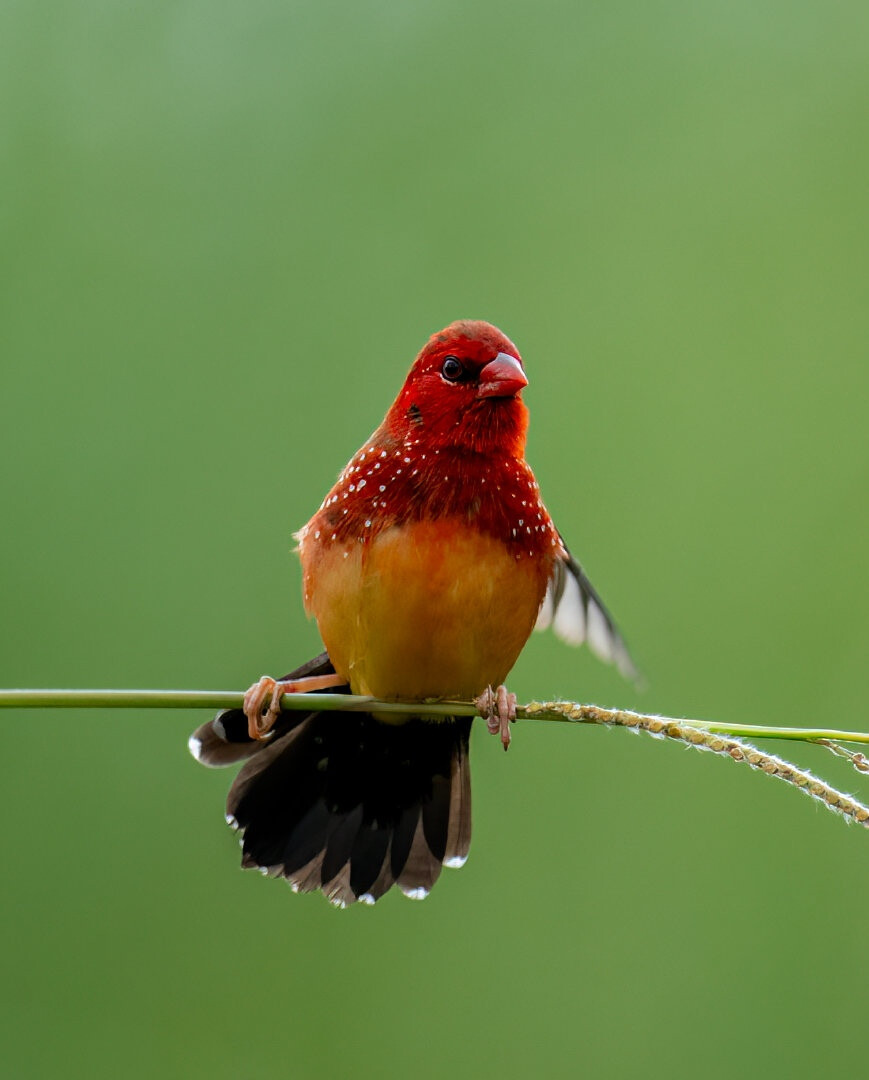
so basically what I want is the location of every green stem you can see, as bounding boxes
[0,688,868,747]
[0,688,476,716]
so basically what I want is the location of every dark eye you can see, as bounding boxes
[441,356,464,381]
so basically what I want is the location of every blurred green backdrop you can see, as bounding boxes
[2,2,868,1077]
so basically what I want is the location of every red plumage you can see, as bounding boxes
[190,319,635,905]
[299,319,557,558]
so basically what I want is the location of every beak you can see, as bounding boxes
[477,352,528,398]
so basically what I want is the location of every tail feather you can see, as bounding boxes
[282,802,336,877]
[360,839,398,904]
[397,816,444,899]
[321,804,364,884]
[422,773,452,863]
[347,823,392,899]
[322,864,357,908]
[191,666,473,905]
[445,742,472,867]
[388,804,420,882]
[288,852,327,894]
[189,652,343,769]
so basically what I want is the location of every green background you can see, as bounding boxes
[2,2,868,1077]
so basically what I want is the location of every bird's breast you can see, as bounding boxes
[300,519,551,702]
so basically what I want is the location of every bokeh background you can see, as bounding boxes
[2,2,868,1077]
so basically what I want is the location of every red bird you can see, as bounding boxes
[190,320,634,905]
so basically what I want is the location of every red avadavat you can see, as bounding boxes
[190,320,634,905]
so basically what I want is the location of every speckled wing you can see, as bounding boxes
[534,538,638,681]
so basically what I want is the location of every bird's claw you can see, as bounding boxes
[476,684,517,751]
[244,676,287,741]
[243,671,345,740]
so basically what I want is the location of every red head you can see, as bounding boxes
[386,320,529,458]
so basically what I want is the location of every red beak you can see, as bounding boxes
[477,352,528,398]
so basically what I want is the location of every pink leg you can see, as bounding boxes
[244,672,345,740]
[475,684,518,751]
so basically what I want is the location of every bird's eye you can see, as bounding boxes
[441,356,464,381]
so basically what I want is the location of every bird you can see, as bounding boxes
[189,320,635,906]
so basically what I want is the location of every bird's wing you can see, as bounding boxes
[535,538,639,681]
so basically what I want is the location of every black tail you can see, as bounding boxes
[189,653,472,906]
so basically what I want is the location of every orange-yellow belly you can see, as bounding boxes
[300,519,548,701]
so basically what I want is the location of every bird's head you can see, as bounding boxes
[386,320,529,457]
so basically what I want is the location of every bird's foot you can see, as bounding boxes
[476,684,517,751]
[244,672,345,740]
